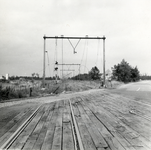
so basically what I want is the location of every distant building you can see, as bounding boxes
[6,74,9,80]
[0,75,3,80]
[106,69,112,80]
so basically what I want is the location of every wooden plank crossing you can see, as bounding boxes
[0,92,151,150]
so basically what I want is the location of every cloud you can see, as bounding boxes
[0,0,151,76]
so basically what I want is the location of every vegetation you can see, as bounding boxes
[1,75,59,82]
[112,59,140,83]
[0,79,102,101]
[140,75,151,80]
[89,66,100,80]
[0,85,28,100]
[72,66,101,80]
[71,73,90,80]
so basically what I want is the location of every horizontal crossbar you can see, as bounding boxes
[43,35,106,40]
[60,70,75,71]
[58,64,80,66]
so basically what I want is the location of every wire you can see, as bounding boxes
[80,39,86,73]
[80,39,86,65]
[95,39,100,66]
[53,39,58,78]
[46,52,51,77]
[55,38,58,82]
[55,38,58,62]
[84,40,88,73]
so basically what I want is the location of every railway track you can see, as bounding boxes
[0,104,42,150]
[0,100,84,150]
[69,100,84,150]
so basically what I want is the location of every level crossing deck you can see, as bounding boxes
[0,92,151,150]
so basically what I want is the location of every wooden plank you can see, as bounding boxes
[71,98,81,117]
[76,96,143,150]
[105,136,127,150]
[51,126,62,150]
[77,102,108,149]
[32,103,56,150]
[56,100,64,127]
[69,100,85,150]
[63,100,71,123]
[41,102,60,150]
[63,122,75,150]
[92,96,151,150]
[108,97,151,135]
[105,94,151,121]
[40,125,55,150]
[23,103,55,150]
[85,100,150,150]
[0,108,36,146]
[81,100,139,150]
[62,100,75,150]
[76,118,97,150]
[9,105,45,149]
[51,100,64,150]
[80,99,133,150]
[71,101,97,150]
[101,103,151,148]
[0,107,31,137]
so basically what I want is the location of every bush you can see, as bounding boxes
[0,85,28,101]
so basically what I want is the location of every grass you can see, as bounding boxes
[0,85,27,100]
[0,79,123,101]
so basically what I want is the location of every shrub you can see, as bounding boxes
[0,85,28,101]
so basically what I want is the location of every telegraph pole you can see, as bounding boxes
[103,36,106,87]
[43,36,46,88]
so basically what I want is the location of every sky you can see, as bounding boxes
[0,0,151,77]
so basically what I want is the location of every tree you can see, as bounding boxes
[71,73,90,80]
[36,73,39,78]
[32,73,35,78]
[112,59,140,83]
[89,66,100,80]
[131,66,140,81]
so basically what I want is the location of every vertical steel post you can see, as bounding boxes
[103,36,106,87]
[43,36,46,88]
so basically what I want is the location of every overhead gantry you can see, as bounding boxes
[42,35,106,87]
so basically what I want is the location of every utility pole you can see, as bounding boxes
[103,36,106,87]
[62,37,63,79]
[42,36,46,88]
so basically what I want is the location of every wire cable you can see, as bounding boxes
[84,40,88,73]
[80,39,86,66]
[46,52,51,77]
[95,39,100,66]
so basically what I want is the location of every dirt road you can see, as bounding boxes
[0,87,151,150]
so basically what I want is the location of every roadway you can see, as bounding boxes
[111,80,151,105]
[117,80,151,92]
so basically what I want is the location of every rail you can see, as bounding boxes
[0,104,42,150]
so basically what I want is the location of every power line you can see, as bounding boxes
[46,51,51,77]
[95,39,100,66]
[84,40,88,73]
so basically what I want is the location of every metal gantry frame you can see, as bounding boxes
[58,63,80,79]
[43,35,106,87]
